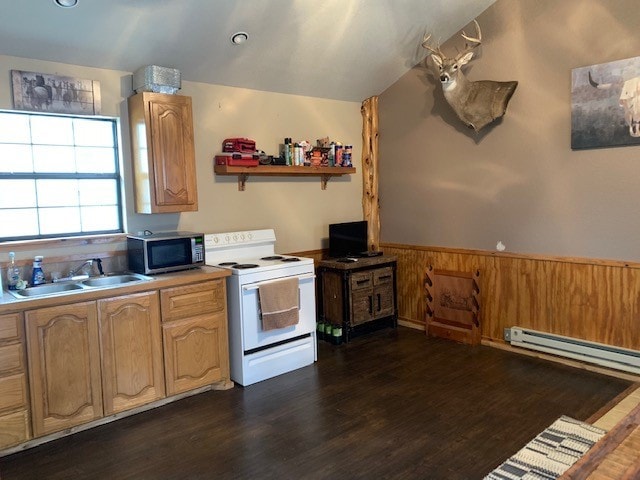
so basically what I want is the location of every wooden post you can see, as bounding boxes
[361,95,380,251]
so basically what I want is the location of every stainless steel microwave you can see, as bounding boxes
[127,231,205,275]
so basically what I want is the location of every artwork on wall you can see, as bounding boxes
[571,56,640,149]
[11,70,101,115]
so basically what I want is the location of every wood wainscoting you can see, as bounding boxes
[382,243,640,351]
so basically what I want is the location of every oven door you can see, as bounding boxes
[240,273,316,351]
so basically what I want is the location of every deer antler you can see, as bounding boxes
[461,19,482,51]
[421,33,444,58]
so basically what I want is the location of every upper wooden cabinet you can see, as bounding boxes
[128,92,198,214]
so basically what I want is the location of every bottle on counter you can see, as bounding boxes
[31,256,45,286]
[7,251,21,291]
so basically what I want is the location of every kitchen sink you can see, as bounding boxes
[7,273,153,300]
[8,282,85,298]
[81,274,149,287]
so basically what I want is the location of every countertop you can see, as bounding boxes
[0,266,230,315]
[317,254,397,271]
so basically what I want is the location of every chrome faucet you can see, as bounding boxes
[69,259,95,277]
[53,258,104,283]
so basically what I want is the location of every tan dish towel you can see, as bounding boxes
[258,277,300,331]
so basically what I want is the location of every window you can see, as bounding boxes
[0,110,123,241]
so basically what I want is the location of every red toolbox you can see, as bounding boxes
[215,154,259,167]
[222,138,256,153]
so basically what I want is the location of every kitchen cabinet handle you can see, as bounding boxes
[377,293,381,311]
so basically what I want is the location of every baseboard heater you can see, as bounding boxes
[504,327,640,375]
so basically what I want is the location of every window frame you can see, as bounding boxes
[0,109,124,242]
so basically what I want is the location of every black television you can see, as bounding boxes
[329,220,368,258]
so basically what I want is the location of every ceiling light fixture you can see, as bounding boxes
[230,32,248,45]
[53,0,78,7]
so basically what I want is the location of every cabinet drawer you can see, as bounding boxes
[374,267,394,286]
[0,343,24,375]
[0,409,30,449]
[161,280,226,322]
[350,271,372,291]
[0,313,21,343]
[0,373,27,412]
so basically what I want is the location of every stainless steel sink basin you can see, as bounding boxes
[81,274,150,287]
[6,272,153,300]
[8,282,84,298]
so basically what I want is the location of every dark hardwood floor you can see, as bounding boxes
[0,327,631,480]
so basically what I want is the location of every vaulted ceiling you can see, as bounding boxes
[0,0,495,102]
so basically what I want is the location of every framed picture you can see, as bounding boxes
[571,56,640,149]
[11,70,101,115]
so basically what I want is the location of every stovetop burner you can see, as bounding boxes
[218,261,239,267]
[261,256,284,261]
[281,257,300,262]
[234,263,260,269]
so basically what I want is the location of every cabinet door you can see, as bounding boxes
[373,267,395,319]
[321,270,344,324]
[351,290,373,325]
[148,95,197,210]
[163,313,229,395]
[128,92,198,213]
[98,291,165,415]
[25,302,103,437]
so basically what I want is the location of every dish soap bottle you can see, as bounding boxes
[7,252,21,290]
[31,256,45,286]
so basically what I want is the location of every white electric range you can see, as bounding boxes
[204,229,317,386]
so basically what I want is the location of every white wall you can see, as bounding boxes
[0,55,363,254]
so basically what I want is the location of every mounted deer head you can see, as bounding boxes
[422,20,518,132]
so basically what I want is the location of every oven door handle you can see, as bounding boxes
[241,273,316,291]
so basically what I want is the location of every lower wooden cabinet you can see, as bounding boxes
[162,313,229,395]
[0,312,30,448]
[161,280,230,395]
[98,291,165,415]
[25,302,103,437]
[2,275,230,449]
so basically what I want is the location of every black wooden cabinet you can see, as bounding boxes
[318,255,397,342]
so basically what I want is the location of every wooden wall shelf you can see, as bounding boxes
[214,164,356,191]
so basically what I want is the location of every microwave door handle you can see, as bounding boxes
[241,273,315,291]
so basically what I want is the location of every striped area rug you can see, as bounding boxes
[484,415,606,480]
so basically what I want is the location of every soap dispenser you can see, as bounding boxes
[31,256,45,286]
